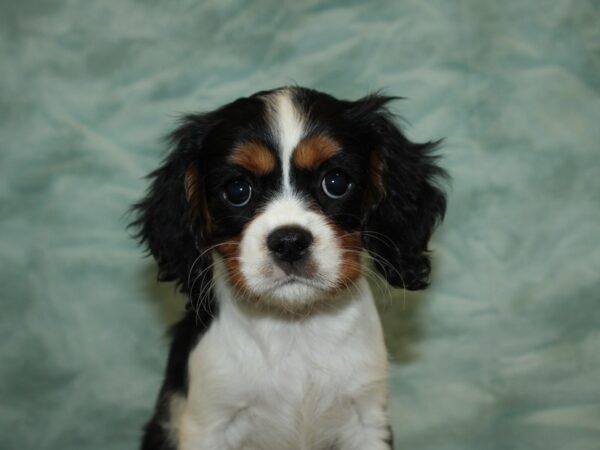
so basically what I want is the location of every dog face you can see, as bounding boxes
[132,87,446,311]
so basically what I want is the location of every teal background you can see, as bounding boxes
[1,1,599,449]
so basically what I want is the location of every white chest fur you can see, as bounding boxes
[174,277,391,450]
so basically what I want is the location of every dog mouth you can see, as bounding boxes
[262,261,333,297]
[269,274,325,289]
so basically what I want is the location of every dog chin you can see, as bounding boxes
[244,275,335,311]
[266,280,323,303]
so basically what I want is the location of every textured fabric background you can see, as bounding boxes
[1,1,599,449]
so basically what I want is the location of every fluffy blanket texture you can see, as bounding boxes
[1,1,599,448]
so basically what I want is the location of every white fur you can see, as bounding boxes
[264,88,306,193]
[177,268,390,450]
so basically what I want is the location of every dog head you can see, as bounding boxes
[132,87,446,311]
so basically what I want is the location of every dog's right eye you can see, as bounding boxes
[223,178,252,207]
[321,171,352,199]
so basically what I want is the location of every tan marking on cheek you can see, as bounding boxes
[214,210,267,294]
[228,142,276,175]
[185,165,213,238]
[328,221,363,289]
[293,134,340,170]
[216,239,248,293]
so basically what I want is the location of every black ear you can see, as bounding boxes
[354,96,448,290]
[130,114,218,299]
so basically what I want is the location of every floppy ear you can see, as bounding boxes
[130,114,218,301]
[354,96,447,290]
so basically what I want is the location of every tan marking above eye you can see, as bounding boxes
[228,142,276,176]
[293,134,340,170]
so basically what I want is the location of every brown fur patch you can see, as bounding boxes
[185,165,212,238]
[228,142,276,175]
[328,221,363,289]
[213,206,269,297]
[293,134,340,170]
[217,239,246,292]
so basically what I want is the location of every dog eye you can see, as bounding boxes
[321,171,352,199]
[223,179,252,206]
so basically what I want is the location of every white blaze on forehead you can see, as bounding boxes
[264,89,306,192]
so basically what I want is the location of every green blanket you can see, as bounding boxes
[2,1,599,448]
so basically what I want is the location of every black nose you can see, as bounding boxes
[266,226,313,264]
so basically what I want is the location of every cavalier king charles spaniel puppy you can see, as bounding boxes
[131,86,446,450]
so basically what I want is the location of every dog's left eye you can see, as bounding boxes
[223,178,252,206]
[321,171,352,199]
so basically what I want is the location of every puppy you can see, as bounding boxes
[132,86,446,450]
